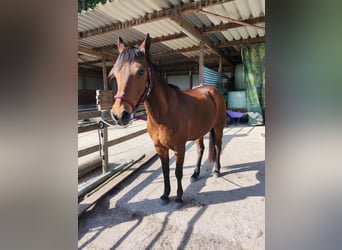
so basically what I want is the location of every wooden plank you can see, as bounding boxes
[78,89,96,105]
[152,45,200,57]
[78,152,158,216]
[78,111,101,120]
[78,155,102,178]
[107,128,147,147]
[78,124,98,134]
[96,90,115,111]
[78,128,147,157]
[100,33,186,52]
[78,110,115,121]
[78,46,117,61]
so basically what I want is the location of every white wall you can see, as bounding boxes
[167,74,200,90]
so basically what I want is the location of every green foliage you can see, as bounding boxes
[78,0,107,12]
[243,44,265,125]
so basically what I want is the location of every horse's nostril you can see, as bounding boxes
[121,111,130,122]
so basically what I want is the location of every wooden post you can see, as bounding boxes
[100,111,109,173]
[199,41,204,84]
[218,56,223,90]
[102,56,108,91]
[101,57,109,173]
[189,69,193,89]
[218,56,222,72]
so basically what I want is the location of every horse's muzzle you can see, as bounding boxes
[111,110,131,126]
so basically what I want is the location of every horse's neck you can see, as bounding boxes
[144,69,171,124]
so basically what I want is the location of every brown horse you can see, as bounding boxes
[109,34,226,205]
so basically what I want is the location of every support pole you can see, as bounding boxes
[100,56,109,173]
[189,69,193,89]
[199,41,204,84]
[102,56,108,91]
[218,56,222,72]
[100,112,109,173]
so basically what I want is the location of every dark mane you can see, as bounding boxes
[109,46,145,79]
[149,63,179,89]
[168,83,180,90]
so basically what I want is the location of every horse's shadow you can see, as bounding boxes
[78,129,264,249]
[79,159,264,249]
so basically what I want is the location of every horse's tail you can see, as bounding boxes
[208,128,216,163]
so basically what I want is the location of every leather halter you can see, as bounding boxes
[114,67,153,112]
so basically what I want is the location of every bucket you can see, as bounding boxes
[227,91,247,109]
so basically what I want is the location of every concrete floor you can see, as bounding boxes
[78,123,265,249]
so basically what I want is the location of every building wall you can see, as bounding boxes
[78,73,201,91]
[167,74,200,90]
[78,75,103,90]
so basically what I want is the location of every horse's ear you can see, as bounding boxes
[117,36,126,53]
[139,33,150,56]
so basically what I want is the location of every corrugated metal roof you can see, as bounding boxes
[78,0,265,73]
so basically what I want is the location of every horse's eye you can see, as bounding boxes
[137,69,145,77]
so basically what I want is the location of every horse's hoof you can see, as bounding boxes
[174,198,183,209]
[190,176,199,183]
[160,195,170,205]
[213,171,221,178]
[160,197,169,206]
[173,201,183,209]
[160,199,169,206]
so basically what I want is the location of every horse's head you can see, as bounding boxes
[109,33,151,126]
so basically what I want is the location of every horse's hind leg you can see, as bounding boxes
[174,146,185,204]
[191,137,204,182]
[213,127,223,177]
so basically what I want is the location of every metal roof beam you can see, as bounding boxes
[98,32,187,52]
[78,46,117,60]
[169,12,232,65]
[152,45,200,57]
[94,16,264,53]
[78,0,233,39]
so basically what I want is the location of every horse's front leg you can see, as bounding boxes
[155,145,170,204]
[174,146,185,203]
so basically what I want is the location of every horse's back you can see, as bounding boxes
[185,86,226,115]
[179,86,226,139]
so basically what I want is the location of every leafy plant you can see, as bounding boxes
[78,0,107,12]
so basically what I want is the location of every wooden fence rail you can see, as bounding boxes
[78,90,147,176]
